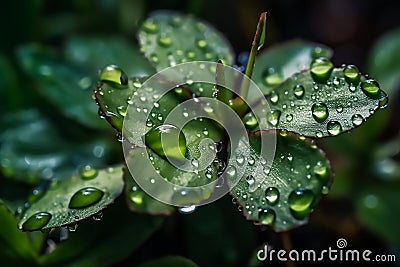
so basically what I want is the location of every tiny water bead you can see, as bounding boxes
[311,103,328,122]
[262,68,283,86]
[99,65,128,89]
[288,188,315,219]
[267,110,281,126]
[21,212,52,231]
[144,124,187,161]
[68,187,104,209]
[361,79,380,97]
[265,187,279,205]
[351,114,363,126]
[80,165,98,180]
[258,209,276,225]
[243,112,258,130]
[327,121,342,136]
[293,84,305,99]
[310,57,334,83]
[344,65,360,84]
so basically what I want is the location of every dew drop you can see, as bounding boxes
[116,105,127,117]
[313,162,328,179]
[293,84,305,99]
[144,124,186,161]
[99,65,128,89]
[269,91,279,104]
[243,112,258,130]
[21,212,52,231]
[310,57,334,83]
[327,121,342,136]
[178,204,197,214]
[311,103,328,122]
[262,68,282,86]
[142,20,159,33]
[93,212,103,221]
[336,105,343,113]
[265,187,279,205]
[130,188,144,205]
[286,114,293,122]
[379,92,388,109]
[288,188,315,219]
[150,53,159,64]
[158,36,172,47]
[68,187,104,209]
[321,186,329,195]
[246,176,255,186]
[258,209,276,225]
[344,65,360,84]
[196,39,207,49]
[267,110,281,126]
[80,165,98,180]
[351,114,363,126]
[361,79,380,97]
[225,165,237,180]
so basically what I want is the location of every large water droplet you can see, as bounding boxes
[258,209,276,225]
[293,84,305,99]
[311,103,328,122]
[68,187,104,209]
[310,57,334,83]
[327,121,342,136]
[145,124,186,161]
[269,91,279,104]
[361,79,380,97]
[267,110,281,126]
[263,68,282,86]
[99,65,128,89]
[344,65,360,84]
[21,212,52,231]
[243,112,258,130]
[265,187,279,205]
[351,114,363,126]
[288,188,315,219]
[80,165,98,180]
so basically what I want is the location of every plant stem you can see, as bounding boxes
[240,12,267,99]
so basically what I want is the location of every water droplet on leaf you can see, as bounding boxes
[265,187,279,205]
[267,110,281,126]
[351,114,363,126]
[293,84,305,99]
[258,209,276,225]
[263,68,282,86]
[310,57,334,83]
[99,65,128,89]
[288,188,315,219]
[312,103,328,122]
[327,121,342,136]
[68,187,104,209]
[344,65,360,84]
[361,79,380,97]
[80,165,98,180]
[22,212,52,231]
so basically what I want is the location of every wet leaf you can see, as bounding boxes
[138,10,234,71]
[17,44,107,130]
[253,67,387,138]
[137,256,198,267]
[230,131,332,231]
[356,182,400,246]
[65,36,155,77]
[368,27,400,97]
[18,166,124,231]
[124,168,175,215]
[0,109,120,184]
[253,40,332,94]
[40,199,163,267]
[0,200,38,266]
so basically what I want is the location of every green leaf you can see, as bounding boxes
[137,256,198,267]
[124,168,175,215]
[0,200,38,266]
[65,36,155,77]
[368,27,400,97]
[138,10,234,71]
[356,182,400,246]
[17,44,108,130]
[0,109,120,184]
[230,131,332,231]
[18,166,124,231]
[40,199,163,267]
[253,40,332,94]
[252,68,388,138]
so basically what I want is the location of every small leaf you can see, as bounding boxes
[368,27,400,97]
[0,110,120,184]
[17,45,108,130]
[138,11,234,70]
[252,67,388,138]
[65,36,155,77]
[124,168,175,215]
[0,200,38,266]
[18,166,124,231]
[137,256,198,267]
[40,199,163,267]
[253,40,332,94]
[356,182,400,246]
[230,131,332,231]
